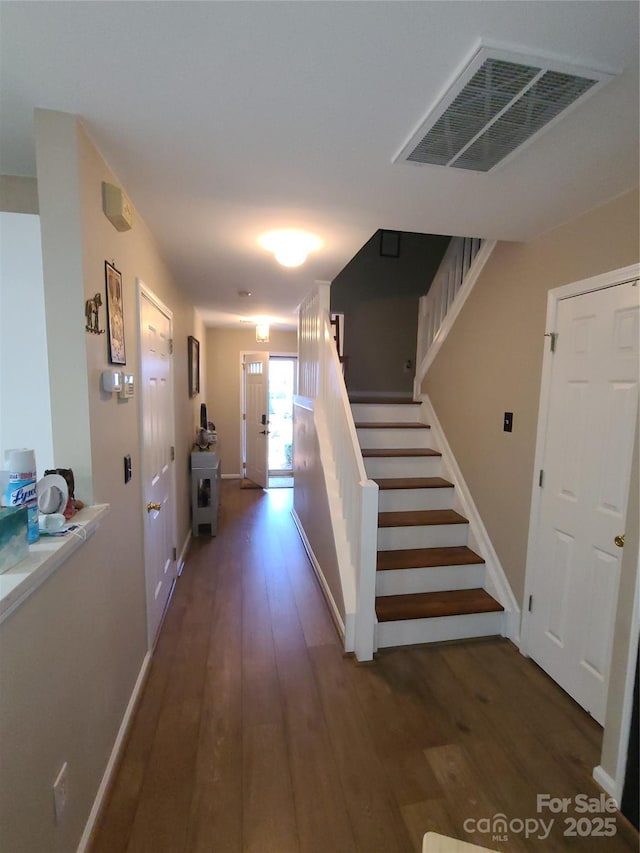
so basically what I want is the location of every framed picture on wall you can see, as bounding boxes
[105,261,126,364]
[188,335,200,397]
[379,229,401,258]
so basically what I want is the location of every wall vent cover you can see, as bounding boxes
[395,45,616,172]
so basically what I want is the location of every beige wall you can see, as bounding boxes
[76,117,206,544]
[423,188,640,605]
[0,110,205,852]
[0,174,39,214]
[205,327,297,477]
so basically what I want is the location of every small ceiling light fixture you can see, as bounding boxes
[255,322,270,343]
[238,290,252,297]
[258,229,322,268]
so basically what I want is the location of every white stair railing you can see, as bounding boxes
[297,283,378,660]
[414,237,496,396]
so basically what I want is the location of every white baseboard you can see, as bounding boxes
[418,394,521,643]
[291,508,349,647]
[592,765,619,803]
[77,651,152,853]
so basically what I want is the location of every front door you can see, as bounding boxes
[243,352,269,488]
[268,356,296,475]
[527,279,638,723]
[140,286,176,648]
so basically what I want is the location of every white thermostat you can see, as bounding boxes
[119,374,135,399]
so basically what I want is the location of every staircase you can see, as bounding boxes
[351,396,504,649]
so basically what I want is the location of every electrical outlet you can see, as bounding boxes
[53,762,68,824]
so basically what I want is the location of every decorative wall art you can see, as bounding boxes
[105,261,126,364]
[379,229,401,258]
[85,293,105,335]
[104,261,127,364]
[188,335,200,397]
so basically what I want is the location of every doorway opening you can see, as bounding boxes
[268,356,296,488]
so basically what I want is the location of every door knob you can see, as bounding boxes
[614,534,625,548]
[147,502,161,512]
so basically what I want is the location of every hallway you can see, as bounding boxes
[91,481,638,853]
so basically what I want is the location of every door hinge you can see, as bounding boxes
[170,446,175,461]
[242,413,246,420]
[539,469,544,487]
[528,595,533,612]
[168,338,174,355]
[172,547,177,561]
[544,332,557,352]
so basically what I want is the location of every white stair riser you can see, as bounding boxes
[364,456,442,479]
[356,428,432,450]
[378,487,454,512]
[351,403,423,423]
[375,610,504,648]
[377,523,468,550]
[376,563,486,596]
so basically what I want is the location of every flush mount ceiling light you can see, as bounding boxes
[258,229,322,268]
[394,42,617,173]
[255,323,270,343]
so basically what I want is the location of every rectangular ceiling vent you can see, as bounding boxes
[395,44,617,172]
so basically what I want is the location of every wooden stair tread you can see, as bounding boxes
[377,546,485,571]
[374,477,453,490]
[376,589,503,622]
[354,422,430,429]
[378,509,467,528]
[362,447,441,458]
[349,396,421,405]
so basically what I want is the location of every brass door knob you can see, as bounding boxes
[614,534,625,548]
[147,502,161,512]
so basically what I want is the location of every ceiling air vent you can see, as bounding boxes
[395,44,617,172]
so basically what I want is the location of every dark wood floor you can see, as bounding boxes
[91,481,638,853]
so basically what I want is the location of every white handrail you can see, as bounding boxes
[297,283,378,660]
[321,316,378,660]
[416,237,481,367]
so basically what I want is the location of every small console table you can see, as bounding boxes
[190,447,220,537]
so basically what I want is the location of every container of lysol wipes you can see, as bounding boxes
[5,449,39,544]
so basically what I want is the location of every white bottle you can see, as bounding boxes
[5,449,39,543]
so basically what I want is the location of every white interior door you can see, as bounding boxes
[140,288,176,648]
[243,352,269,488]
[527,279,639,723]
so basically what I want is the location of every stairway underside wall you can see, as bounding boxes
[292,400,347,630]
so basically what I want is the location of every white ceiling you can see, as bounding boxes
[1,1,638,329]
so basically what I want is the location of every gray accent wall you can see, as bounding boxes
[331,230,450,395]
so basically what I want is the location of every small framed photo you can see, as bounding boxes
[379,229,401,258]
[188,335,200,397]
[105,261,126,364]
